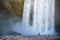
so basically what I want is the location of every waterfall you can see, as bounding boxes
[33,0,55,35]
[23,0,55,35]
[22,0,35,35]
[23,0,31,26]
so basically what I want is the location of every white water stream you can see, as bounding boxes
[22,0,55,35]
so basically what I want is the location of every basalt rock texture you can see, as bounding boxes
[0,0,24,18]
[0,35,60,40]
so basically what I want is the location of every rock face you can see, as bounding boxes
[0,12,21,36]
[1,0,24,18]
[0,31,21,36]
[55,0,60,34]
[9,31,21,35]
[0,35,60,40]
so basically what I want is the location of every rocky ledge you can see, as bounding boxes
[0,35,60,40]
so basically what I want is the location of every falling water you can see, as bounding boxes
[33,0,55,35]
[23,0,31,26]
[23,0,55,35]
[22,0,34,35]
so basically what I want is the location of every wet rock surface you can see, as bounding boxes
[0,35,60,40]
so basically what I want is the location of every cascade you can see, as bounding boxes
[23,0,55,35]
